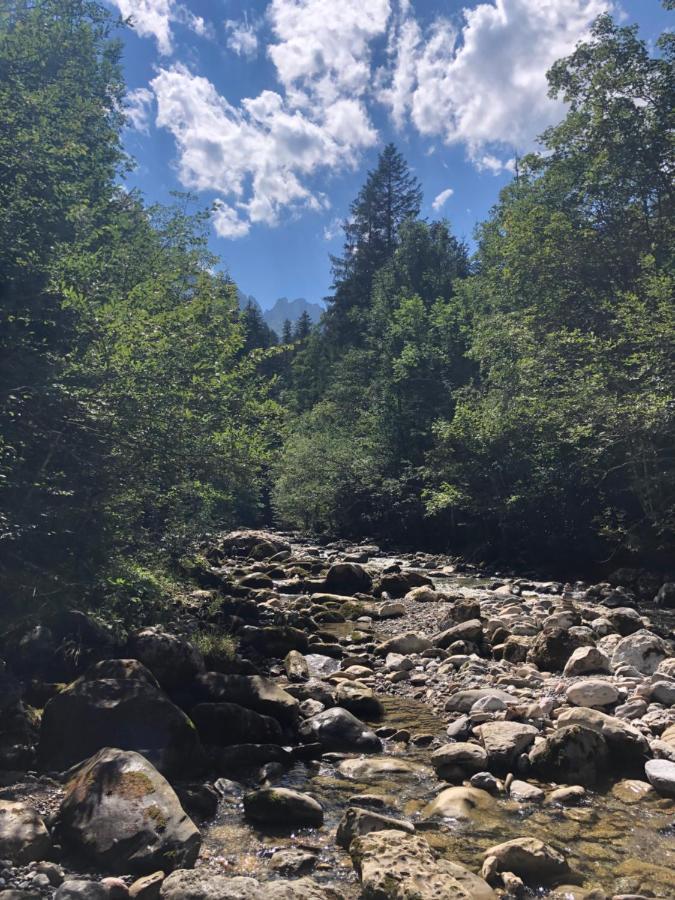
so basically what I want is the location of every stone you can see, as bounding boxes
[546,786,586,805]
[337,756,431,780]
[131,629,204,689]
[284,651,309,682]
[193,674,299,725]
[298,708,381,752]
[431,742,488,781]
[0,801,50,864]
[563,647,611,677]
[566,679,620,708]
[219,530,290,557]
[527,628,593,673]
[243,788,323,828]
[404,586,439,603]
[190,703,283,746]
[650,681,675,706]
[325,563,372,595]
[482,837,571,886]
[129,873,165,900]
[38,674,201,775]
[350,829,496,900]
[375,633,432,656]
[509,780,544,802]
[336,807,414,848]
[58,747,201,874]
[611,780,654,804]
[445,689,518,713]
[434,619,483,649]
[654,582,675,608]
[55,882,109,900]
[269,849,317,876]
[528,725,609,787]
[161,872,340,900]
[644,759,675,796]
[239,626,309,657]
[422,786,494,820]
[476,721,538,773]
[334,681,383,719]
[611,630,668,675]
[555,707,649,765]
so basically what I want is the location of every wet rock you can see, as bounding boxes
[131,629,204,690]
[476,721,538,773]
[375,633,431,656]
[337,756,431,780]
[566,679,620,708]
[129,872,165,900]
[238,573,274,590]
[38,675,201,775]
[422,786,494,820]
[336,807,414,847]
[431,742,488,781]
[350,829,496,899]
[285,651,309,682]
[243,787,323,828]
[190,703,283,746]
[445,689,518,713]
[546,785,586,805]
[611,779,654,803]
[509,780,544,802]
[378,572,432,599]
[325,563,372,595]
[644,759,675,796]
[193,674,299,726]
[298,708,381,753]
[563,647,611,677]
[555,708,649,765]
[482,837,572,887]
[529,725,609,787]
[269,849,317,876]
[527,628,592,673]
[161,871,341,900]
[611,630,668,675]
[55,881,109,900]
[334,681,383,719]
[58,747,201,874]
[0,801,51,864]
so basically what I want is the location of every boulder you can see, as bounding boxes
[476,722,538,773]
[335,681,383,719]
[563,647,610,677]
[38,675,202,775]
[336,807,414,848]
[193,674,298,726]
[337,757,431,781]
[654,582,675,608]
[422,786,493,821]
[54,882,108,900]
[298,708,381,753]
[445,689,518,713]
[239,626,309,657]
[325,563,372,595]
[243,788,323,828]
[527,628,592,673]
[284,651,309,682]
[555,707,649,766]
[378,571,433,598]
[375,633,432,656]
[434,619,483,649]
[131,629,204,689]
[219,530,291,557]
[160,871,340,900]
[350,829,496,899]
[190,703,283,746]
[644,759,675,797]
[0,801,51,863]
[58,748,200,874]
[431,742,488,781]
[404,586,439,603]
[611,630,669,675]
[528,725,609,787]
[565,679,619,708]
[482,837,571,887]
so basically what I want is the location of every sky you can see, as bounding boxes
[113,0,671,310]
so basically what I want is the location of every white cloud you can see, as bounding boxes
[151,65,376,237]
[109,0,209,54]
[225,18,259,59]
[125,87,154,133]
[475,153,516,175]
[380,0,611,165]
[323,217,343,241]
[431,187,454,211]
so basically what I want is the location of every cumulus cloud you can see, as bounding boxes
[431,187,454,211]
[125,87,154,133]
[224,18,260,59]
[109,0,208,55]
[380,0,610,167]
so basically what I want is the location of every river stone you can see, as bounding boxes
[239,625,309,657]
[131,629,205,689]
[190,703,283,746]
[193,674,299,725]
[336,806,414,848]
[86,659,161,688]
[375,633,432,656]
[555,707,649,765]
[38,675,202,775]
[431,742,488,780]
[243,787,323,828]
[337,756,431,780]
[129,872,165,900]
[566,679,620,708]
[220,530,291,557]
[650,680,675,706]
[476,721,538,773]
[509,780,544,802]
[54,882,108,900]
[434,619,483,649]
[527,627,593,673]
[445,689,518,713]
[335,681,383,718]
[528,725,609,787]
[325,563,372,595]
[298,708,381,752]
[611,779,654,803]
[563,647,611,677]
[58,747,200,874]
[161,871,340,900]
[0,800,51,863]
[611,630,669,675]
[482,837,571,886]
[644,759,675,796]
[284,651,309,682]
[350,829,496,900]
[404,586,439,603]
[422,786,493,821]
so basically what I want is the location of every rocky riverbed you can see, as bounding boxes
[1,530,675,900]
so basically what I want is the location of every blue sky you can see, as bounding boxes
[113,0,671,310]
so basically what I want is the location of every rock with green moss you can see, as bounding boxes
[58,747,201,875]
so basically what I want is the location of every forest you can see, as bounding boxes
[1,0,674,620]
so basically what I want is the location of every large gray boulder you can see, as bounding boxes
[131,629,205,690]
[325,563,372,595]
[298,708,381,753]
[528,725,608,787]
[243,788,323,828]
[58,748,201,875]
[160,871,341,900]
[482,837,571,887]
[0,800,51,863]
[555,707,649,766]
[611,629,669,674]
[193,674,298,726]
[190,703,283,746]
[476,722,538,773]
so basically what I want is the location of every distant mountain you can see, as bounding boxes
[237,290,324,335]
